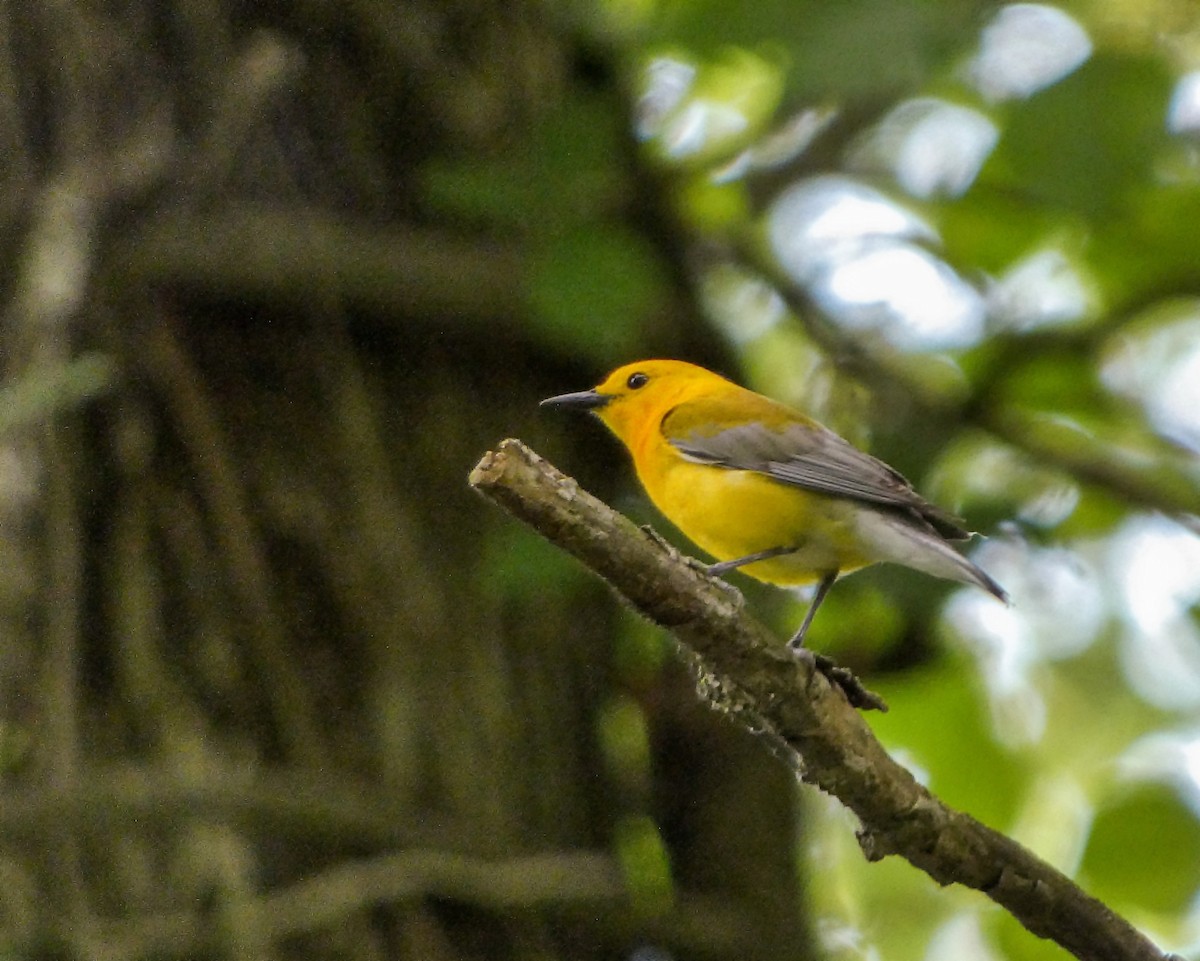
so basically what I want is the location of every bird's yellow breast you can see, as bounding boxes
[630,431,871,586]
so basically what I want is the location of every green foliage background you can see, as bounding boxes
[4,0,1200,959]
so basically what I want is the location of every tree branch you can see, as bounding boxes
[114,205,525,322]
[469,438,1178,961]
[980,405,1200,517]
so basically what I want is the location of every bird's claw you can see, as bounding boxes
[690,557,743,602]
[790,647,888,713]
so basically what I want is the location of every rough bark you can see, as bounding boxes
[470,438,1179,961]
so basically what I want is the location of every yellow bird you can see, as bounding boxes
[542,359,1006,647]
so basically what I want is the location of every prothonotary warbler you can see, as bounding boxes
[542,359,1007,647]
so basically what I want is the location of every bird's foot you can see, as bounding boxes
[790,647,888,713]
[693,558,744,602]
[638,526,745,604]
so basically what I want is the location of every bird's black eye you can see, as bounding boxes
[627,372,649,390]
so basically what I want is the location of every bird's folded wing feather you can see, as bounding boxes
[662,394,969,541]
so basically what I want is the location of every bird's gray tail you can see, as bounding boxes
[854,510,1009,603]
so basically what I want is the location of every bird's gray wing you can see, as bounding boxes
[667,416,969,541]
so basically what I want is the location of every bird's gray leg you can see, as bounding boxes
[706,545,799,577]
[787,570,838,649]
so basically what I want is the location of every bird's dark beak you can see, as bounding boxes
[540,389,611,411]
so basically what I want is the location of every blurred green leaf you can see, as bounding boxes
[0,352,115,434]
[992,907,1084,961]
[1054,486,1130,538]
[652,0,982,100]
[642,46,786,167]
[420,94,627,229]
[597,694,653,786]
[991,54,1172,217]
[1085,186,1200,309]
[995,351,1103,414]
[928,432,1077,530]
[615,815,675,913]
[940,190,1085,277]
[612,611,671,687]
[526,224,670,362]
[1081,781,1200,914]
[872,656,1026,828]
[479,524,592,602]
[676,170,751,233]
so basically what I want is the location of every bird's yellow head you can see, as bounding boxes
[541,359,734,447]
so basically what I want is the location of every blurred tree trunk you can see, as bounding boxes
[0,1,811,959]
